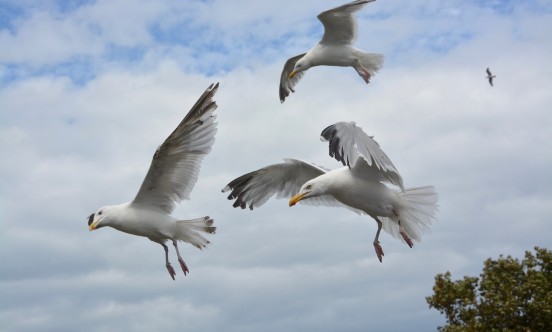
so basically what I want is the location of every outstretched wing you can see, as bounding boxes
[222,158,348,210]
[486,67,492,76]
[320,121,404,191]
[279,53,307,103]
[318,0,374,45]
[131,83,219,214]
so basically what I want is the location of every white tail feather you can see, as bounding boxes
[381,186,438,243]
[355,51,384,76]
[175,216,216,250]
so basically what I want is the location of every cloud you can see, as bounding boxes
[1,0,552,331]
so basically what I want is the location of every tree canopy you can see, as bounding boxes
[426,247,552,332]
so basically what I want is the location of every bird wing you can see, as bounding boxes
[486,67,492,76]
[320,121,405,191]
[222,158,351,210]
[131,83,219,214]
[488,77,494,86]
[279,53,307,103]
[318,0,374,45]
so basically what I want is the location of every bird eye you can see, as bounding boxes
[99,211,103,215]
[306,185,312,190]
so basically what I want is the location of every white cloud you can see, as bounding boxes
[1,0,552,331]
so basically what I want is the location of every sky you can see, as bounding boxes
[1,0,551,331]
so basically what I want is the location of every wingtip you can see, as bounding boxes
[206,82,220,94]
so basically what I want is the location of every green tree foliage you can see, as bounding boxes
[426,247,552,332]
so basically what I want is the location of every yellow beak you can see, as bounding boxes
[289,70,296,79]
[289,192,307,207]
[89,218,100,231]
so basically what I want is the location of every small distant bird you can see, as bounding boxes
[222,121,438,262]
[279,0,384,103]
[88,83,219,280]
[486,67,496,86]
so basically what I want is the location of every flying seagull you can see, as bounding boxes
[279,0,384,103]
[222,121,438,262]
[486,67,496,86]
[88,83,219,280]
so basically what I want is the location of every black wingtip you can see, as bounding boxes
[279,85,289,103]
[320,124,334,141]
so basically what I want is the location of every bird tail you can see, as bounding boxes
[381,186,438,243]
[175,216,216,250]
[354,51,384,77]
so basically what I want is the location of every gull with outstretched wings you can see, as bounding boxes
[88,83,219,280]
[223,121,438,262]
[279,0,384,103]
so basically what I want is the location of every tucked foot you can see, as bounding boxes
[373,241,384,263]
[354,65,372,83]
[178,257,189,276]
[360,68,371,83]
[399,227,414,248]
[166,263,176,280]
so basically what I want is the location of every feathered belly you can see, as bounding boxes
[113,209,175,241]
[312,45,356,67]
[333,177,397,217]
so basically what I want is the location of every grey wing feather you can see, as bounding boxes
[320,121,405,191]
[279,53,307,103]
[318,0,374,45]
[222,159,324,209]
[131,83,219,214]
[223,158,352,211]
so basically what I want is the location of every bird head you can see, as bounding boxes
[289,59,309,79]
[289,180,324,207]
[88,207,110,231]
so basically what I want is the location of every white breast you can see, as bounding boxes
[326,168,398,217]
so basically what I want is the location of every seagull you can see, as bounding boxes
[88,83,219,280]
[486,67,496,86]
[279,0,384,103]
[222,121,438,262]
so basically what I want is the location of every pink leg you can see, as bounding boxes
[400,228,414,248]
[355,66,371,83]
[373,217,385,262]
[161,243,176,280]
[173,240,189,276]
[395,210,414,248]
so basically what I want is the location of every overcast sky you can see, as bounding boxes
[1,0,551,331]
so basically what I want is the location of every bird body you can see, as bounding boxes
[89,83,219,280]
[279,0,384,102]
[90,203,212,248]
[327,168,398,217]
[303,44,356,67]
